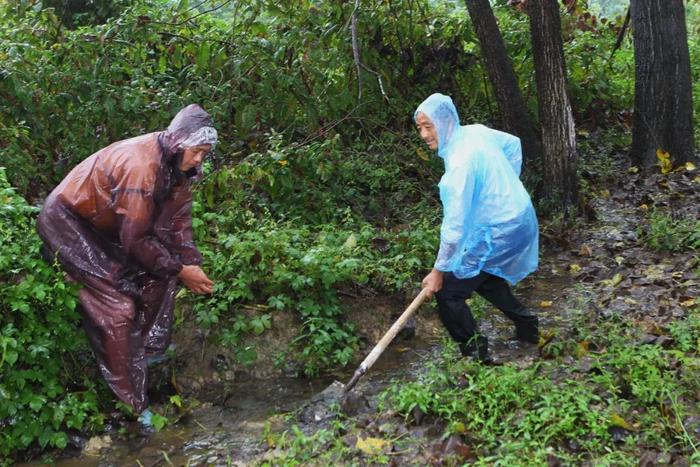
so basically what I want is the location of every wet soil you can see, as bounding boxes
[34,253,575,466]
[38,335,440,466]
[28,147,700,466]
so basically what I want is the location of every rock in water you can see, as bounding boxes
[299,381,345,425]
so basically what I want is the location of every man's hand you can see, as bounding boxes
[421,268,444,298]
[178,265,214,294]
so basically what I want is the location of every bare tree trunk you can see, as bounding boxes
[527,0,579,216]
[630,0,696,168]
[464,0,541,170]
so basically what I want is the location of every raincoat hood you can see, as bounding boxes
[159,104,218,158]
[414,93,459,158]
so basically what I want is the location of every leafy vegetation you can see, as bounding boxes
[0,168,103,459]
[0,0,699,462]
[262,303,700,465]
[640,209,700,253]
[386,307,700,464]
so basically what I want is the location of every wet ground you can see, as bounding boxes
[25,149,700,466]
[26,241,580,466]
[32,335,442,466]
[34,269,572,467]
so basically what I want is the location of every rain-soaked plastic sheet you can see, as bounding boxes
[415,93,539,285]
[37,104,215,412]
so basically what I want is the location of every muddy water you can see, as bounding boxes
[42,336,440,466]
[35,256,576,467]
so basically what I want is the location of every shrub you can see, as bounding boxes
[0,168,103,460]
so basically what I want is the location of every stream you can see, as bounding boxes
[26,254,574,467]
[38,336,441,466]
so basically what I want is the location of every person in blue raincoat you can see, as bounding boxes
[415,93,539,362]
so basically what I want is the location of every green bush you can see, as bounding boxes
[0,0,482,198]
[0,168,103,460]
[640,209,700,253]
[186,132,440,376]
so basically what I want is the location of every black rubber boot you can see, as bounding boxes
[513,314,539,344]
[459,335,493,363]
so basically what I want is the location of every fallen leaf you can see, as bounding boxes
[538,329,556,349]
[681,299,697,308]
[639,204,649,211]
[539,300,553,308]
[610,413,634,431]
[686,162,696,171]
[656,149,672,174]
[575,340,589,357]
[356,437,390,455]
[614,256,624,266]
[602,273,624,287]
[578,244,593,256]
[84,436,112,456]
[569,264,581,274]
[628,166,639,174]
[452,421,467,433]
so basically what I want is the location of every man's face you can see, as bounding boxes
[179,144,212,171]
[415,112,438,150]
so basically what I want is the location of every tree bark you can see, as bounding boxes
[527,0,579,216]
[630,0,696,168]
[464,0,542,170]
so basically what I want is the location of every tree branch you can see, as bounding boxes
[349,1,389,102]
[609,7,631,61]
[351,0,363,100]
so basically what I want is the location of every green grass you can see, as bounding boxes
[264,304,700,465]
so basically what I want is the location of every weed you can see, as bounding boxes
[639,209,700,253]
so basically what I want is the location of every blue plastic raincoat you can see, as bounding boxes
[415,93,538,284]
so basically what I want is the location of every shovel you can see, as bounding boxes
[301,288,430,423]
[343,288,430,394]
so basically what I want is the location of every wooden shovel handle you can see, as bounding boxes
[344,288,431,393]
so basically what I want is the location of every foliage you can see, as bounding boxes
[188,132,439,374]
[198,131,441,226]
[0,0,698,461]
[639,209,700,253]
[0,167,103,460]
[268,305,700,465]
[0,0,481,198]
[192,215,438,375]
[686,2,700,142]
[382,309,700,463]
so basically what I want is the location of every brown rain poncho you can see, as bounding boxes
[37,104,216,413]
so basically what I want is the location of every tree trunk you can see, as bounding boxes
[527,0,579,216]
[630,0,696,168]
[464,0,542,170]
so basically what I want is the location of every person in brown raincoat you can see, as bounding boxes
[37,104,216,425]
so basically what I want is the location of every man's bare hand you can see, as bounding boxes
[421,268,444,298]
[178,265,214,294]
